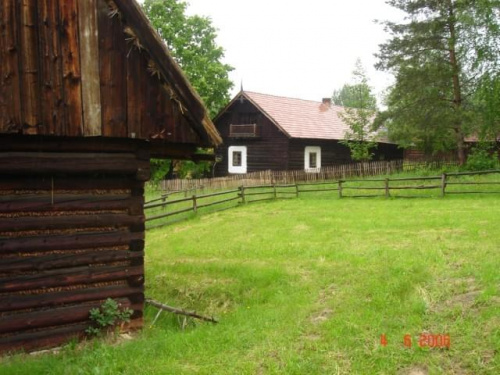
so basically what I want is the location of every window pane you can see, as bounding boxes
[233,151,242,167]
[309,152,317,168]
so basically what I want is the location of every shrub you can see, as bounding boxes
[86,299,133,336]
[465,143,499,171]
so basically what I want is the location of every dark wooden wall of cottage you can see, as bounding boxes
[0,0,199,144]
[0,136,147,353]
[288,140,403,170]
[288,139,351,170]
[214,100,289,176]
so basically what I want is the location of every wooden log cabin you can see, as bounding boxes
[0,0,221,353]
[213,91,403,176]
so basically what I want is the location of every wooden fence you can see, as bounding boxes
[157,160,402,192]
[156,160,460,193]
[145,169,500,229]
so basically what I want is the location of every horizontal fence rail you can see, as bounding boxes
[144,168,500,229]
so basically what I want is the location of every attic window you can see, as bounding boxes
[228,146,247,174]
[229,124,259,138]
[304,146,321,172]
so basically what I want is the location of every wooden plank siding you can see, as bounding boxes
[78,0,102,136]
[0,135,147,354]
[0,0,205,150]
[0,0,23,132]
[126,46,146,139]
[38,0,65,135]
[19,0,41,134]
[60,0,84,136]
[97,0,127,138]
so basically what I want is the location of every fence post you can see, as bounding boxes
[273,184,277,199]
[338,180,343,198]
[192,195,197,213]
[385,178,390,198]
[441,173,447,197]
[295,183,299,198]
[239,185,246,204]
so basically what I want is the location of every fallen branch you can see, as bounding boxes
[145,298,218,324]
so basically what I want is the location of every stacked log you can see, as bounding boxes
[0,136,149,353]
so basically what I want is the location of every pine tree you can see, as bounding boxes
[336,60,378,161]
[376,0,500,164]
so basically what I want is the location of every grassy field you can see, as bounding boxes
[1,195,499,374]
[144,171,500,228]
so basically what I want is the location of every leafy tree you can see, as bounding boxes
[375,0,500,164]
[143,0,233,117]
[143,0,234,182]
[474,72,500,141]
[335,60,378,161]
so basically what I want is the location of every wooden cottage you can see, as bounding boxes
[213,91,402,176]
[0,0,221,353]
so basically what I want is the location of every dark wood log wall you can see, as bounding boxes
[0,135,148,353]
[214,101,290,176]
[0,0,200,144]
[288,140,403,170]
[287,139,351,170]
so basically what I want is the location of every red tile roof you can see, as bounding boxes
[241,91,393,144]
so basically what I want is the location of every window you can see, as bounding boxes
[228,146,247,174]
[304,146,321,172]
[229,124,259,138]
[309,152,317,169]
[233,151,242,167]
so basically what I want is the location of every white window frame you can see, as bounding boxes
[228,146,247,174]
[304,146,321,172]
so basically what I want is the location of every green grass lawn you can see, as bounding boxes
[1,195,499,374]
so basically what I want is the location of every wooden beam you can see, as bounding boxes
[60,0,83,136]
[0,299,136,334]
[0,230,143,254]
[0,250,143,274]
[0,265,144,293]
[0,134,149,153]
[77,0,102,136]
[0,175,143,191]
[0,0,23,132]
[0,285,144,313]
[0,323,88,354]
[192,153,216,162]
[0,151,149,179]
[0,213,143,232]
[149,141,197,159]
[38,0,65,135]
[19,0,41,134]
[97,0,127,137]
[0,194,143,214]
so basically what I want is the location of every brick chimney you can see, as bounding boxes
[322,98,332,106]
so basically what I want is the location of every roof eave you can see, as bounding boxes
[113,0,222,146]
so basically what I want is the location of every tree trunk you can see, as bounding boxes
[456,129,466,165]
[447,0,466,165]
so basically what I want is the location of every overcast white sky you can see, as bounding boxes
[142,0,405,104]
